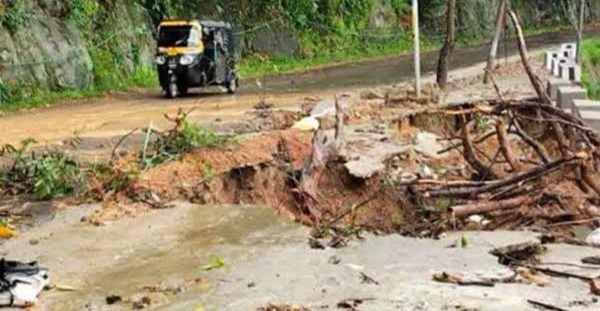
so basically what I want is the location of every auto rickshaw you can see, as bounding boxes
[155,20,238,98]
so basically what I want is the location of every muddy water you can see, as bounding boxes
[0,29,597,146]
[2,203,304,311]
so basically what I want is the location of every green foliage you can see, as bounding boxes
[1,139,81,200]
[67,0,101,30]
[460,234,468,248]
[142,109,227,168]
[201,255,226,271]
[0,0,28,32]
[583,39,600,100]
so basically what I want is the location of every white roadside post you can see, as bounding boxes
[412,0,421,97]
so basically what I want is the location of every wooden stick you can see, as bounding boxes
[429,156,581,198]
[512,117,551,164]
[527,300,571,311]
[450,195,531,217]
[460,115,498,180]
[110,128,138,160]
[495,118,522,171]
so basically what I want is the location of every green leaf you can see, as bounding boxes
[201,255,226,271]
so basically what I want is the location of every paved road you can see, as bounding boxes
[0,28,596,145]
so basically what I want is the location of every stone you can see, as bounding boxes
[413,132,444,159]
[546,77,572,102]
[557,86,587,109]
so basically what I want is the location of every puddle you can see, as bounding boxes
[25,204,302,311]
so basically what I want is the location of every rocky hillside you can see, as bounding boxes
[0,0,597,104]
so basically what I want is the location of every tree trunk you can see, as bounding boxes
[484,0,507,84]
[507,10,553,104]
[576,0,586,64]
[436,0,456,90]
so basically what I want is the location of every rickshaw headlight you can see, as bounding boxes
[155,55,166,65]
[179,54,194,66]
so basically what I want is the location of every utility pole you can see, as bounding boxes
[412,0,421,97]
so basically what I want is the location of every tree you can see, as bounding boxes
[436,0,456,90]
[561,0,587,64]
[483,0,507,84]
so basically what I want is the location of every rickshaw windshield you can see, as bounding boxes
[158,26,196,47]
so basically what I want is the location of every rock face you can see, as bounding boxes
[0,0,154,95]
[0,1,93,91]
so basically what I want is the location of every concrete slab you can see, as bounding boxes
[573,99,600,112]
[557,85,587,108]
[576,110,600,131]
[546,77,573,101]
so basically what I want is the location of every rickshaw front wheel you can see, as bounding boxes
[166,82,178,99]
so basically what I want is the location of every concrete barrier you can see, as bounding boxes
[547,77,573,102]
[559,62,582,83]
[545,51,560,71]
[557,85,587,108]
[561,43,577,59]
[552,57,569,76]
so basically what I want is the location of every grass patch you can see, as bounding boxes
[583,39,600,99]
[141,108,228,168]
[0,66,156,112]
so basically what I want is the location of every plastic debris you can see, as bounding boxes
[0,227,16,239]
[586,228,600,246]
[0,259,49,307]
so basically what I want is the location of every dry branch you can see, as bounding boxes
[428,156,582,199]
[495,119,522,171]
[460,115,498,180]
[512,118,551,164]
[450,196,532,218]
[507,10,552,104]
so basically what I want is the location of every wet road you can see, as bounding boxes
[0,28,595,144]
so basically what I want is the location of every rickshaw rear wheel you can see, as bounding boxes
[226,76,238,94]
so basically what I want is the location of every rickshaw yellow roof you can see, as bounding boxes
[159,20,201,28]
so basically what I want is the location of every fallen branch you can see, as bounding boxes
[460,115,498,180]
[429,156,582,199]
[512,117,551,164]
[450,196,532,218]
[495,118,522,171]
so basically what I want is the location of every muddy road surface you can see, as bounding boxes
[1,28,597,145]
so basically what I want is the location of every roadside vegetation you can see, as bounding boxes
[0,109,228,200]
[583,38,600,99]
